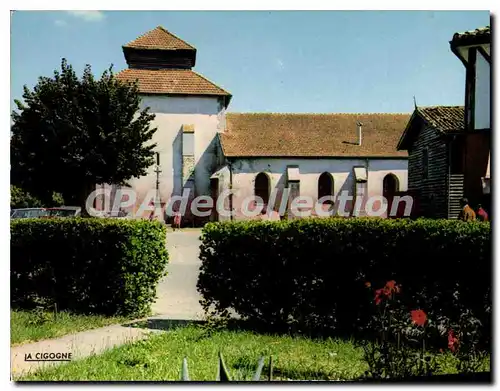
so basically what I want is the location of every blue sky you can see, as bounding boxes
[11,10,490,113]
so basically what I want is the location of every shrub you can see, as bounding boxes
[198,218,491,343]
[11,218,168,317]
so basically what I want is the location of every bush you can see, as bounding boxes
[198,218,491,343]
[11,218,168,317]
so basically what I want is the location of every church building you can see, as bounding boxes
[104,26,410,222]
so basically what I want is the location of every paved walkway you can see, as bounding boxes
[10,323,161,377]
[11,229,205,378]
[151,229,205,319]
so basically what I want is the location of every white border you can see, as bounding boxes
[4,5,497,391]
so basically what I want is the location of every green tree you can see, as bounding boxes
[10,185,64,209]
[11,58,157,215]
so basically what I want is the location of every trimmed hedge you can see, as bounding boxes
[198,218,491,338]
[11,218,168,317]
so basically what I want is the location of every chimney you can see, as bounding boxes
[356,121,363,146]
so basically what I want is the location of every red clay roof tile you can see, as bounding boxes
[116,68,231,96]
[123,26,195,51]
[220,113,410,158]
[416,106,464,133]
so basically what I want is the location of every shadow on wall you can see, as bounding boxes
[172,129,183,198]
[165,133,220,226]
[336,170,354,215]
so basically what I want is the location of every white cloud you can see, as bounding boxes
[54,19,68,27]
[66,11,105,22]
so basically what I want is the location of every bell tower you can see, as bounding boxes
[122,26,197,70]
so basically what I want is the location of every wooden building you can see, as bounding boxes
[450,25,491,213]
[397,106,467,219]
[396,25,491,219]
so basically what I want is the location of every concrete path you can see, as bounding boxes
[151,229,205,319]
[11,229,205,378]
[10,323,161,377]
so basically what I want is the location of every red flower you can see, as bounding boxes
[448,330,459,353]
[410,309,427,327]
[374,288,384,305]
[384,280,401,294]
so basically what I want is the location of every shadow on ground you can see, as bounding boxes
[121,317,374,343]
[123,318,206,331]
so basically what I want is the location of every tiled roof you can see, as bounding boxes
[417,106,464,133]
[220,113,410,158]
[451,26,490,46]
[123,26,195,51]
[115,68,231,97]
[397,106,464,150]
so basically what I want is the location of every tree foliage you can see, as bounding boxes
[10,185,64,209]
[11,58,157,212]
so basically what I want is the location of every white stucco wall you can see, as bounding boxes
[474,49,490,130]
[224,158,408,219]
[125,95,224,219]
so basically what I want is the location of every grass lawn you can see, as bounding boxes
[11,309,129,346]
[17,324,490,381]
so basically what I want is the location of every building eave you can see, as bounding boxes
[220,155,408,160]
[397,110,419,151]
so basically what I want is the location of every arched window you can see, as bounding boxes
[318,172,334,203]
[383,174,400,216]
[255,172,270,205]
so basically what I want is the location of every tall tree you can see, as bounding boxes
[11,59,157,215]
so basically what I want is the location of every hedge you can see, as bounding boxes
[11,218,169,317]
[198,218,491,339]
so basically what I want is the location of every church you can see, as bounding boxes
[102,26,411,222]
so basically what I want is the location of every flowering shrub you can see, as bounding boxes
[360,280,440,379]
[447,310,489,374]
[361,280,490,379]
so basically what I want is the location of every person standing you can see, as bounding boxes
[476,204,489,222]
[173,210,182,231]
[458,198,476,222]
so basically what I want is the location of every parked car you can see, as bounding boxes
[43,206,81,218]
[11,208,48,219]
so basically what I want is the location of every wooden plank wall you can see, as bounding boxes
[407,123,449,218]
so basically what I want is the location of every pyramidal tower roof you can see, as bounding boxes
[123,26,196,51]
[117,26,231,106]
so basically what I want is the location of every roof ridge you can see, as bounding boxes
[418,105,464,109]
[226,112,411,116]
[454,25,490,35]
[192,70,231,95]
[156,26,196,50]
[123,26,196,50]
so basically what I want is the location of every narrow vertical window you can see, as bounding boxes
[255,172,270,205]
[422,148,429,180]
[318,172,334,203]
